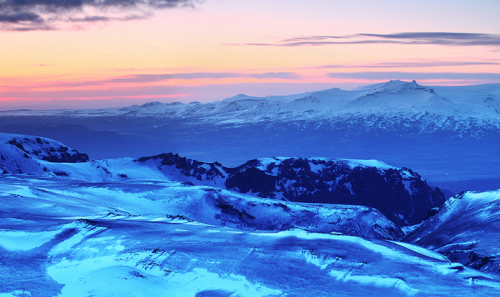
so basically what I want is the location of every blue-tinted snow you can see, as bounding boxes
[0,129,499,295]
[1,173,500,296]
[405,190,500,274]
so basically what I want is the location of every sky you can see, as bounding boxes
[1,0,500,110]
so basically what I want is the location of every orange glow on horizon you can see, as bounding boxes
[0,94,189,102]
[0,0,499,108]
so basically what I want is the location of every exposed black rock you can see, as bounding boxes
[445,250,497,273]
[8,137,88,163]
[225,158,445,226]
[137,153,226,181]
[137,154,445,226]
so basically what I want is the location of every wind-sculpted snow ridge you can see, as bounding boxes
[2,177,500,296]
[136,153,445,226]
[0,132,88,175]
[0,177,403,239]
[404,190,500,275]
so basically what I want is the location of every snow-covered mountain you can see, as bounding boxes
[1,80,499,192]
[0,132,88,174]
[3,80,499,126]
[0,132,444,227]
[1,131,500,296]
[1,137,500,296]
[134,154,445,226]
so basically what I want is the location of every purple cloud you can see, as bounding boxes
[240,32,500,47]
[327,71,500,80]
[304,61,500,69]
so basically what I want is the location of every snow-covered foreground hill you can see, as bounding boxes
[1,131,500,295]
[0,132,88,175]
[0,176,403,239]
[2,176,500,296]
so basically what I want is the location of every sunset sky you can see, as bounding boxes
[1,0,500,109]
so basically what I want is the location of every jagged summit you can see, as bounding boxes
[365,79,435,94]
[351,79,437,98]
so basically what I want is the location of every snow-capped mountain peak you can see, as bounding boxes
[367,80,434,95]
[224,94,252,101]
[2,80,500,140]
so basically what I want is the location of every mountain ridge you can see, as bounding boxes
[0,132,444,227]
[3,80,499,133]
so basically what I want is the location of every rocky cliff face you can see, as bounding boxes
[137,154,445,226]
[226,158,445,226]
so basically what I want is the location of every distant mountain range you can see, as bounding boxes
[3,81,500,132]
[1,80,499,192]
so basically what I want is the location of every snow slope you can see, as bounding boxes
[0,175,404,239]
[1,176,500,296]
[0,132,88,175]
[1,131,500,295]
[405,190,500,275]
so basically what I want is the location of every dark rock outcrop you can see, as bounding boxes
[137,154,445,226]
[7,137,88,163]
[225,158,444,226]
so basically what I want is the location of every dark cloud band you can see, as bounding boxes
[0,0,194,30]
